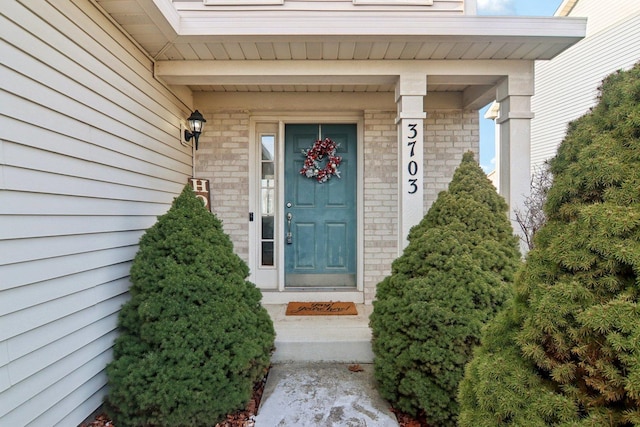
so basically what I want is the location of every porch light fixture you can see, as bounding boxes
[184,110,206,150]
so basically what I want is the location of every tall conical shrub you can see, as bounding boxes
[370,152,521,426]
[459,63,640,426]
[105,185,275,427]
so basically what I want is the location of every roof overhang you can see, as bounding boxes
[98,0,586,61]
[96,0,586,104]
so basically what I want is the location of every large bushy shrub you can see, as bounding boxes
[370,152,521,425]
[105,185,275,427]
[459,63,640,426]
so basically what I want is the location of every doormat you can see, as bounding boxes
[285,301,358,316]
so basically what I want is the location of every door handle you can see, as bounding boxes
[286,212,293,244]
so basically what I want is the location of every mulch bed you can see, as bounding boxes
[392,409,430,427]
[81,366,428,427]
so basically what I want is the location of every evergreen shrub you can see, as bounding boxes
[370,152,521,426]
[458,63,640,426]
[105,185,275,427]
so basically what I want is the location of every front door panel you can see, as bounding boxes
[284,124,357,287]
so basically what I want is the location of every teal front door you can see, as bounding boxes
[284,124,357,288]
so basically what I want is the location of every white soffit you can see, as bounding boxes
[97,0,586,61]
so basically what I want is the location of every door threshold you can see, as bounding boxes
[284,287,358,292]
[260,289,364,305]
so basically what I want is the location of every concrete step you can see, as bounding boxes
[264,304,374,363]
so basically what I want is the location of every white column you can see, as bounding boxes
[496,71,534,252]
[396,73,427,251]
[483,102,501,192]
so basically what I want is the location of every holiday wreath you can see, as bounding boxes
[300,137,342,183]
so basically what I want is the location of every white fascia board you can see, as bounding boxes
[174,14,586,39]
[139,0,180,40]
[556,0,579,16]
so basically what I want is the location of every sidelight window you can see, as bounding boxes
[260,134,276,267]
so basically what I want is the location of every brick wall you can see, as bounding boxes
[196,111,251,260]
[363,111,398,303]
[424,109,479,211]
[194,108,478,304]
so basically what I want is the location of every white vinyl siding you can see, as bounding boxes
[530,3,640,168]
[568,0,639,36]
[0,0,192,425]
[175,0,463,12]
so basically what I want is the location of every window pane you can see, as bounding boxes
[259,133,276,268]
[261,242,274,266]
[261,135,275,160]
[262,216,274,239]
[261,177,275,189]
[261,188,274,215]
[262,163,275,180]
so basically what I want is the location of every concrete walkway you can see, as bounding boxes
[255,363,399,427]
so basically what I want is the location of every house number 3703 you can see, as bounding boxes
[406,123,419,195]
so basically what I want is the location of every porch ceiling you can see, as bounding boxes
[96,0,586,100]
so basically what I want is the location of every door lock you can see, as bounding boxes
[286,212,293,244]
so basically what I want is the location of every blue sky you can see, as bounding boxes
[477,0,564,172]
